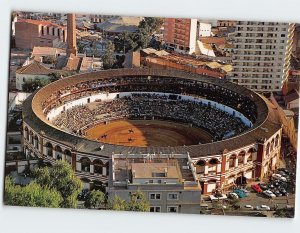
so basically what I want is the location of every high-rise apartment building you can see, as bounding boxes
[231,21,294,92]
[163,18,197,54]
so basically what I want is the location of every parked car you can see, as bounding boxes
[239,188,250,196]
[263,190,276,198]
[251,184,262,193]
[228,192,239,199]
[273,190,282,197]
[272,173,282,180]
[279,188,288,196]
[256,205,271,211]
[268,183,275,189]
[278,168,290,175]
[258,183,268,190]
[233,189,247,198]
[272,174,287,182]
[244,204,254,210]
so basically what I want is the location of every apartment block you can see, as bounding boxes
[231,21,295,92]
[163,18,198,54]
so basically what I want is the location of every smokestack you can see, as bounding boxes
[66,13,77,57]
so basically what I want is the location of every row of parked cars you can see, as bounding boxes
[251,169,290,198]
[228,188,249,199]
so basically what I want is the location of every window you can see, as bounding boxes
[150,206,161,212]
[168,193,179,200]
[149,180,154,184]
[149,193,161,200]
[281,34,285,37]
[167,206,178,213]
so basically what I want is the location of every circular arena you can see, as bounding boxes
[22,68,282,194]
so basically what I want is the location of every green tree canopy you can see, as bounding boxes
[109,195,128,211]
[102,41,115,69]
[34,161,83,208]
[84,190,105,209]
[22,78,50,92]
[139,17,163,34]
[127,189,150,212]
[109,190,150,212]
[4,176,62,208]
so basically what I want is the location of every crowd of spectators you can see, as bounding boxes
[52,93,249,141]
[43,76,257,123]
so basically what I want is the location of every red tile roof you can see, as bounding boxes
[16,61,51,75]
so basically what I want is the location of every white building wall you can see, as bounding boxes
[199,22,211,37]
[231,21,294,92]
[189,19,198,54]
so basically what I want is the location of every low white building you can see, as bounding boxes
[198,22,211,37]
[15,61,52,91]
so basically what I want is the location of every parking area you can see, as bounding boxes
[202,156,296,217]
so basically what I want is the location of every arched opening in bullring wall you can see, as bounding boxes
[196,160,206,174]
[228,154,236,168]
[238,151,246,165]
[208,158,218,174]
[266,142,270,156]
[34,135,39,149]
[94,159,104,175]
[24,126,29,140]
[29,131,34,144]
[64,149,72,164]
[45,142,53,157]
[80,157,91,172]
[275,134,280,147]
[271,138,275,151]
[54,145,63,160]
[247,147,257,162]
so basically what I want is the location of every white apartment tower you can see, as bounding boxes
[231,21,294,92]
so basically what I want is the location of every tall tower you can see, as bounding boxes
[67,13,77,56]
[231,21,294,93]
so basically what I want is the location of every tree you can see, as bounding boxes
[108,190,150,212]
[139,17,163,34]
[102,41,115,69]
[114,32,137,53]
[127,190,150,212]
[84,190,105,209]
[42,56,57,65]
[34,161,83,208]
[109,195,128,211]
[22,78,50,92]
[4,176,62,208]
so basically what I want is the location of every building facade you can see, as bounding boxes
[15,61,52,90]
[15,19,67,49]
[163,18,197,54]
[109,153,201,214]
[231,21,295,92]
